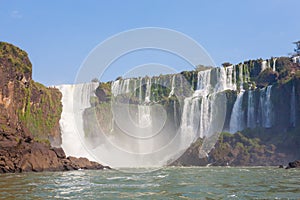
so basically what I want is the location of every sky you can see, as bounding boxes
[0,0,299,86]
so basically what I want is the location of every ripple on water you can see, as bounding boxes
[0,167,299,199]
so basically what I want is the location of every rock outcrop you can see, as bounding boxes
[285,160,300,169]
[171,132,294,167]
[0,135,105,172]
[0,42,106,173]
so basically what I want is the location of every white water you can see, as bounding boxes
[56,83,98,161]
[259,85,273,128]
[145,78,151,103]
[169,75,176,97]
[197,70,211,93]
[247,90,256,128]
[272,58,277,72]
[239,64,244,89]
[180,97,200,146]
[229,91,245,133]
[261,60,268,72]
[292,56,300,63]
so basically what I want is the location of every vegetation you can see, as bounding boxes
[0,42,32,75]
[0,42,63,145]
[17,80,62,142]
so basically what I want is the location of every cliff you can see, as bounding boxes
[0,42,105,172]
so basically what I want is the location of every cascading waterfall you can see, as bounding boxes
[247,90,256,128]
[181,67,237,140]
[272,58,277,72]
[56,83,98,160]
[180,69,211,148]
[138,78,152,130]
[57,58,286,167]
[144,78,152,103]
[199,95,211,138]
[169,75,176,97]
[197,69,211,92]
[261,60,267,72]
[180,97,200,145]
[259,85,273,128]
[229,91,245,133]
[226,65,237,91]
[291,84,296,127]
[239,64,244,89]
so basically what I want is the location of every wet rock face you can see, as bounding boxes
[0,42,106,173]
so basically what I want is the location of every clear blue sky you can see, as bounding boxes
[1,0,299,86]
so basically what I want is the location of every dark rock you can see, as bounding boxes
[95,82,111,102]
[285,160,300,169]
[67,156,104,170]
[279,165,284,168]
[103,166,112,170]
[51,147,66,159]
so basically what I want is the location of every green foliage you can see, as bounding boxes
[34,137,51,146]
[0,42,32,75]
[17,80,62,142]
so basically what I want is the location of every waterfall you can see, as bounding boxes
[169,75,176,97]
[259,85,273,128]
[292,56,300,63]
[145,78,151,103]
[199,95,211,138]
[194,70,213,138]
[138,78,142,102]
[197,70,211,92]
[133,79,137,97]
[56,83,98,160]
[56,58,285,167]
[125,79,130,93]
[217,67,227,92]
[261,60,267,72]
[272,58,277,72]
[173,100,178,127]
[138,105,152,128]
[291,84,296,127]
[180,97,200,146]
[239,64,244,89]
[229,91,245,133]
[226,65,237,91]
[247,90,256,128]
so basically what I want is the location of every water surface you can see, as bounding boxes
[0,167,299,199]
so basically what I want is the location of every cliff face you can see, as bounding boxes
[0,42,62,147]
[0,42,105,172]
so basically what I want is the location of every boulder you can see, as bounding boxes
[66,156,104,170]
[51,147,66,159]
